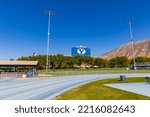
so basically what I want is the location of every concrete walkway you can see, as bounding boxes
[105,83,150,97]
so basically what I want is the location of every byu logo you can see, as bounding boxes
[77,48,86,55]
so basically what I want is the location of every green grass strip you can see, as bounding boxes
[56,77,150,100]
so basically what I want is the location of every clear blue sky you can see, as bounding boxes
[0,0,150,59]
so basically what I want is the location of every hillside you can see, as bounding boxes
[101,39,150,59]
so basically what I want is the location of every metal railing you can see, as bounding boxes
[0,72,38,78]
[0,72,22,78]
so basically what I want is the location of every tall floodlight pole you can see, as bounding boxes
[44,10,54,72]
[128,20,136,70]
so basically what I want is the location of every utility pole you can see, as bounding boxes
[44,10,54,72]
[128,20,136,70]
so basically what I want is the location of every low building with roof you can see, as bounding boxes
[0,60,38,72]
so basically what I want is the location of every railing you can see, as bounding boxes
[0,72,22,78]
[0,72,38,78]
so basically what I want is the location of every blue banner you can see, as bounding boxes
[71,47,91,56]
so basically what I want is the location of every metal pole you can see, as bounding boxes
[44,10,55,72]
[46,11,51,72]
[128,20,136,70]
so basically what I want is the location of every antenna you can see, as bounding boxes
[128,20,136,70]
[44,10,55,72]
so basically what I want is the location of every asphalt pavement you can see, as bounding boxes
[0,73,149,100]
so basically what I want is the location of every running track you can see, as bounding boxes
[0,73,149,100]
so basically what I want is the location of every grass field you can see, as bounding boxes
[38,68,150,77]
[55,77,150,100]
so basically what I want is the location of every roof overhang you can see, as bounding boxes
[0,60,38,66]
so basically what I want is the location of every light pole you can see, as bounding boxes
[128,20,136,70]
[44,10,54,72]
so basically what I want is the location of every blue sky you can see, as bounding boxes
[0,0,150,59]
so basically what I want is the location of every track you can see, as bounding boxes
[0,73,149,100]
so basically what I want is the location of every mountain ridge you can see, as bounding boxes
[101,39,150,59]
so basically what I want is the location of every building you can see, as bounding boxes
[71,45,91,56]
[0,60,38,72]
[129,62,150,69]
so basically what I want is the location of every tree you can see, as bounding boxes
[49,55,58,69]
[64,56,76,68]
[84,56,94,67]
[74,55,85,66]
[94,58,108,68]
[54,54,65,69]
[135,57,150,63]
[109,56,129,68]
[18,55,131,69]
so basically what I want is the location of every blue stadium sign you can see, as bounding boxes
[71,46,91,56]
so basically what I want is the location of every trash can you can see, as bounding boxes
[120,75,126,81]
[145,77,150,84]
[27,71,33,77]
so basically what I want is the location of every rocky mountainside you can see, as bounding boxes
[101,39,150,59]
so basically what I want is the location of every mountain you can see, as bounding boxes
[101,39,150,59]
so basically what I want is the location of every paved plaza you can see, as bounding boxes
[105,83,150,97]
